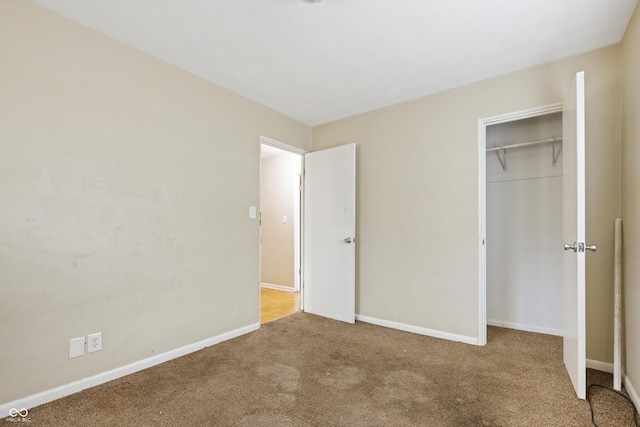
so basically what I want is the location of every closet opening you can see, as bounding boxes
[482,108,564,342]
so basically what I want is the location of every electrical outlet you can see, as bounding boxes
[87,332,102,353]
[69,337,85,358]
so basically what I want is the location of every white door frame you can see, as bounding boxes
[293,171,302,291]
[477,103,563,346]
[259,136,307,302]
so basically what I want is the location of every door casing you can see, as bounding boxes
[477,103,564,346]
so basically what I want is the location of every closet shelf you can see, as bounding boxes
[487,136,562,172]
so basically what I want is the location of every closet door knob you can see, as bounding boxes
[564,242,577,252]
[585,244,597,252]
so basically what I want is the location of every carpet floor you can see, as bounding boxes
[11,312,639,426]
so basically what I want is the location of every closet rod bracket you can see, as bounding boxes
[551,137,562,167]
[496,146,507,172]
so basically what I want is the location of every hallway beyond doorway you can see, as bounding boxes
[260,288,300,324]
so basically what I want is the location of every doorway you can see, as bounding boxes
[479,73,587,399]
[258,138,357,325]
[259,137,304,323]
[485,111,564,336]
[477,103,564,345]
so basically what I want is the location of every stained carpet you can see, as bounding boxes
[9,312,639,426]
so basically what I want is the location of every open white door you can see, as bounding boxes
[563,71,594,400]
[303,143,356,323]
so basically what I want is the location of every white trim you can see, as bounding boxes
[487,319,562,337]
[259,135,308,156]
[293,172,302,292]
[478,103,564,348]
[356,315,479,346]
[624,373,640,411]
[481,103,565,126]
[260,282,296,292]
[299,154,306,311]
[478,118,487,346]
[586,359,614,374]
[0,323,259,417]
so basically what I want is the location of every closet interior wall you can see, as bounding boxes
[486,112,564,335]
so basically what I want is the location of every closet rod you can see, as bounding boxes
[486,136,562,152]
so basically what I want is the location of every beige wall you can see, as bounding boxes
[260,152,301,288]
[0,1,310,405]
[313,46,621,361]
[621,3,640,402]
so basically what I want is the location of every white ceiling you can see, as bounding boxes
[34,0,638,126]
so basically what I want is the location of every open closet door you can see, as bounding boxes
[303,143,356,323]
[562,71,590,399]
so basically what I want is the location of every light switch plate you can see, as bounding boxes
[249,206,256,219]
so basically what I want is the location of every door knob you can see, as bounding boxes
[564,242,597,252]
[344,237,355,244]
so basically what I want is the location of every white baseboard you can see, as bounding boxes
[624,373,640,411]
[356,315,479,345]
[586,359,614,373]
[580,361,640,410]
[0,322,260,417]
[487,319,562,336]
[260,282,296,292]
